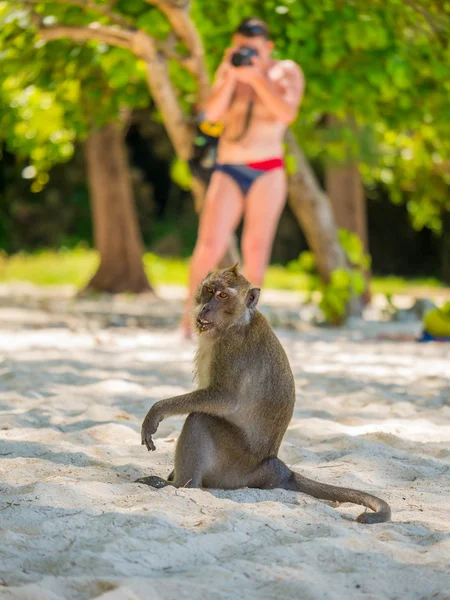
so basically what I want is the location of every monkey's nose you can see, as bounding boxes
[199,306,210,320]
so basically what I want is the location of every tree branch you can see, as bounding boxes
[128,30,194,159]
[145,0,200,56]
[21,0,134,29]
[144,0,209,102]
[403,0,447,44]
[22,0,201,78]
[156,33,195,72]
[147,0,190,8]
[31,12,195,69]
[38,23,134,50]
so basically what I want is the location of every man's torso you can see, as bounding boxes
[217,60,290,163]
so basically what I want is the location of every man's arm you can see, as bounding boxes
[240,60,304,125]
[200,50,237,122]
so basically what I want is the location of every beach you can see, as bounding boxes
[1,286,449,599]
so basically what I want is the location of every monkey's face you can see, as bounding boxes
[195,282,239,333]
[194,267,260,334]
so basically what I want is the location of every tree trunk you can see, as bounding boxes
[83,123,152,294]
[325,158,371,305]
[442,210,450,285]
[285,130,347,282]
[133,30,239,268]
[325,161,368,252]
[325,116,371,304]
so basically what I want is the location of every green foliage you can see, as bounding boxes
[1,0,450,239]
[318,267,367,325]
[0,245,96,286]
[0,247,189,287]
[284,152,297,176]
[288,230,371,324]
[424,304,450,336]
[0,80,77,176]
[170,158,192,191]
[338,229,371,270]
[287,250,316,274]
[360,125,450,234]
[136,7,171,39]
[192,0,450,232]
[0,2,149,184]
[0,248,445,297]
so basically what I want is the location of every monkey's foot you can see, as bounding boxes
[135,475,168,489]
[356,511,386,524]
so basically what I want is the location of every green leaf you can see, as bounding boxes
[170,158,192,191]
[297,251,316,273]
[350,271,366,295]
[320,288,346,320]
[285,153,297,175]
[330,268,351,290]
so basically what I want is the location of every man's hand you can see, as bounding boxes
[221,46,237,66]
[232,56,265,86]
[233,67,263,85]
[217,47,238,83]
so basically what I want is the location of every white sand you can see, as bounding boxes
[0,292,450,599]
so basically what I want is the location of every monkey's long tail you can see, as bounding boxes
[292,471,391,524]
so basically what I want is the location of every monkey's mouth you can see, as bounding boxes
[196,318,214,332]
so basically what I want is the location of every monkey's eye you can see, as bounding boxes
[207,287,214,295]
[218,292,228,299]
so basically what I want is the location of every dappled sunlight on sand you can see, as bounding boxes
[0,305,449,599]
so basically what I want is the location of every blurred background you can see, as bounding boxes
[1,0,449,321]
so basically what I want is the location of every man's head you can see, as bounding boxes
[231,17,274,63]
[194,265,260,334]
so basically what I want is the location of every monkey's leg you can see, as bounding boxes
[245,457,293,489]
[172,413,217,488]
[137,415,217,489]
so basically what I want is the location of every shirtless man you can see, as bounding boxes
[182,17,304,334]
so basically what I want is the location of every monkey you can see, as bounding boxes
[137,265,391,524]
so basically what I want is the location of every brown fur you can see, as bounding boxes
[138,266,391,524]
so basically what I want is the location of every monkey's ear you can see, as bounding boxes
[227,263,240,275]
[246,287,260,309]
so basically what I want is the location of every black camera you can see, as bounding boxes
[231,46,259,67]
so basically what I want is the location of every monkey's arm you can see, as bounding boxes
[141,388,235,451]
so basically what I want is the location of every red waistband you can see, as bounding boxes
[246,158,284,171]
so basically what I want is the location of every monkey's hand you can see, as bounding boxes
[141,406,163,451]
